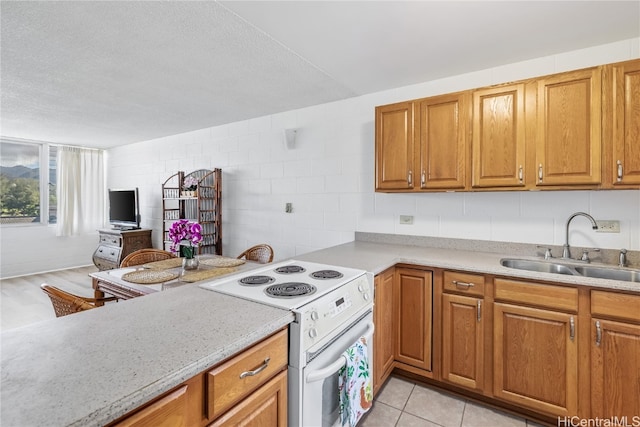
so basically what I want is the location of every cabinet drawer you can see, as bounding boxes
[494,278,578,312]
[443,271,485,296]
[591,290,640,323]
[95,245,121,262]
[206,329,288,420]
[100,234,122,246]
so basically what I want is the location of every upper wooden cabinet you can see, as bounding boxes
[472,83,526,188]
[375,102,415,190]
[417,92,469,190]
[375,58,640,192]
[607,59,640,186]
[534,67,602,187]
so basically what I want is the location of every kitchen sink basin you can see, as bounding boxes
[500,258,640,283]
[500,258,577,275]
[574,265,640,283]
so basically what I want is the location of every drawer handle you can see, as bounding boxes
[452,280,474,289]
[239,357,270,379]
[617,160,623,182]
[595,320,601,346]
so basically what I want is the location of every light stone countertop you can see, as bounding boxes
[1,282,294,427]
[2,235,638,427]
[296,239,640,294]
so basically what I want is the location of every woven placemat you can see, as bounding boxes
[122,270,180,284]
[142,258,183,270]
[181,267,238,283]
[200,257,246,268]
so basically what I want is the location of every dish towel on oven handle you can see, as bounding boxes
[338,336,373,426]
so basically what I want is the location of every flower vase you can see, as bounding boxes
[182,256,199,271]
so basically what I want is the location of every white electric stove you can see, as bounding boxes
[199,259,375,427]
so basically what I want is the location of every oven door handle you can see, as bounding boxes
[306,321,375,384]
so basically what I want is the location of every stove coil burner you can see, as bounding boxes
[239,275,276,286]
[274,265,306,274]
[310,270,344,280]
[265,282,317,298]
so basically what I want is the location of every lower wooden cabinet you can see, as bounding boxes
[110,328,288,427]
[492,278,579,417]
[442,293,484,391]
[373,268,395,395]
[441,271,485,391]
[394,268,433,372]
[493,302,578,417]
[590,290,640,419]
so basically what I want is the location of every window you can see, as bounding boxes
[0,139,57,225]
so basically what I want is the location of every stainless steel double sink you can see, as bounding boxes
[500,258,640,283]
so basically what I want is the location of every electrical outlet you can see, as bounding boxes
[285,203,292,213]
[596,220,620,233]
[399,215,414,225]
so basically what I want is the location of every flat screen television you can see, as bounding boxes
[108,188,140,230]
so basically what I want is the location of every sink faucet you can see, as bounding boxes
[562,212,598,259]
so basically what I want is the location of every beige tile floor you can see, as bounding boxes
[363,376,547,427]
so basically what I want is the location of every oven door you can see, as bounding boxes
[302,310,374,427]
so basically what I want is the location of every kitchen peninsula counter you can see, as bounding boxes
[2,234,638,426]
[1,282,294,427]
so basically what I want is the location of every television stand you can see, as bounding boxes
[93,228,153,270]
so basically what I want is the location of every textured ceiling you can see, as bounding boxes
[1,1,639,149]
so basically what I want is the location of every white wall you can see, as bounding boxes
[107,38,640,262]
[2,38,639,278]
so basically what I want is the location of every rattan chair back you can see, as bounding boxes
[41,284,116,317]
[236,244,274,264]
[120,249,177,267]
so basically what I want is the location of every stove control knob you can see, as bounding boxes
[310,311,319,321]
[358,284,365,292]
[363,292,370,301]
[308,328,318,339]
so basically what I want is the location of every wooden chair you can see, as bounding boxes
[237,244,274,264]
[120,249,177,267]
[41,284,117,317]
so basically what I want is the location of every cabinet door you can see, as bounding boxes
[591,319,640,419]
[442,293,484,391]
[535,67,602,186]
[210,370,287,427]
[493,303,578,417]
[472,84,526,188]
[610,59,640,185]
[394,268,432,371]
[417,93,468,190]
[373,268,395,395]
[113,382,198,427]
[375,102,415,190]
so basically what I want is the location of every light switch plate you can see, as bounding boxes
[596,220,620,233]
[399,215,414,225]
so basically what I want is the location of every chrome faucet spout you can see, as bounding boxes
[563,212,598,259]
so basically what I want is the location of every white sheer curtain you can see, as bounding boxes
[56,146,105,236]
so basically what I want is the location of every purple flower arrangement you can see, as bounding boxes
[183,176,199,191]
[168,219,202,259]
